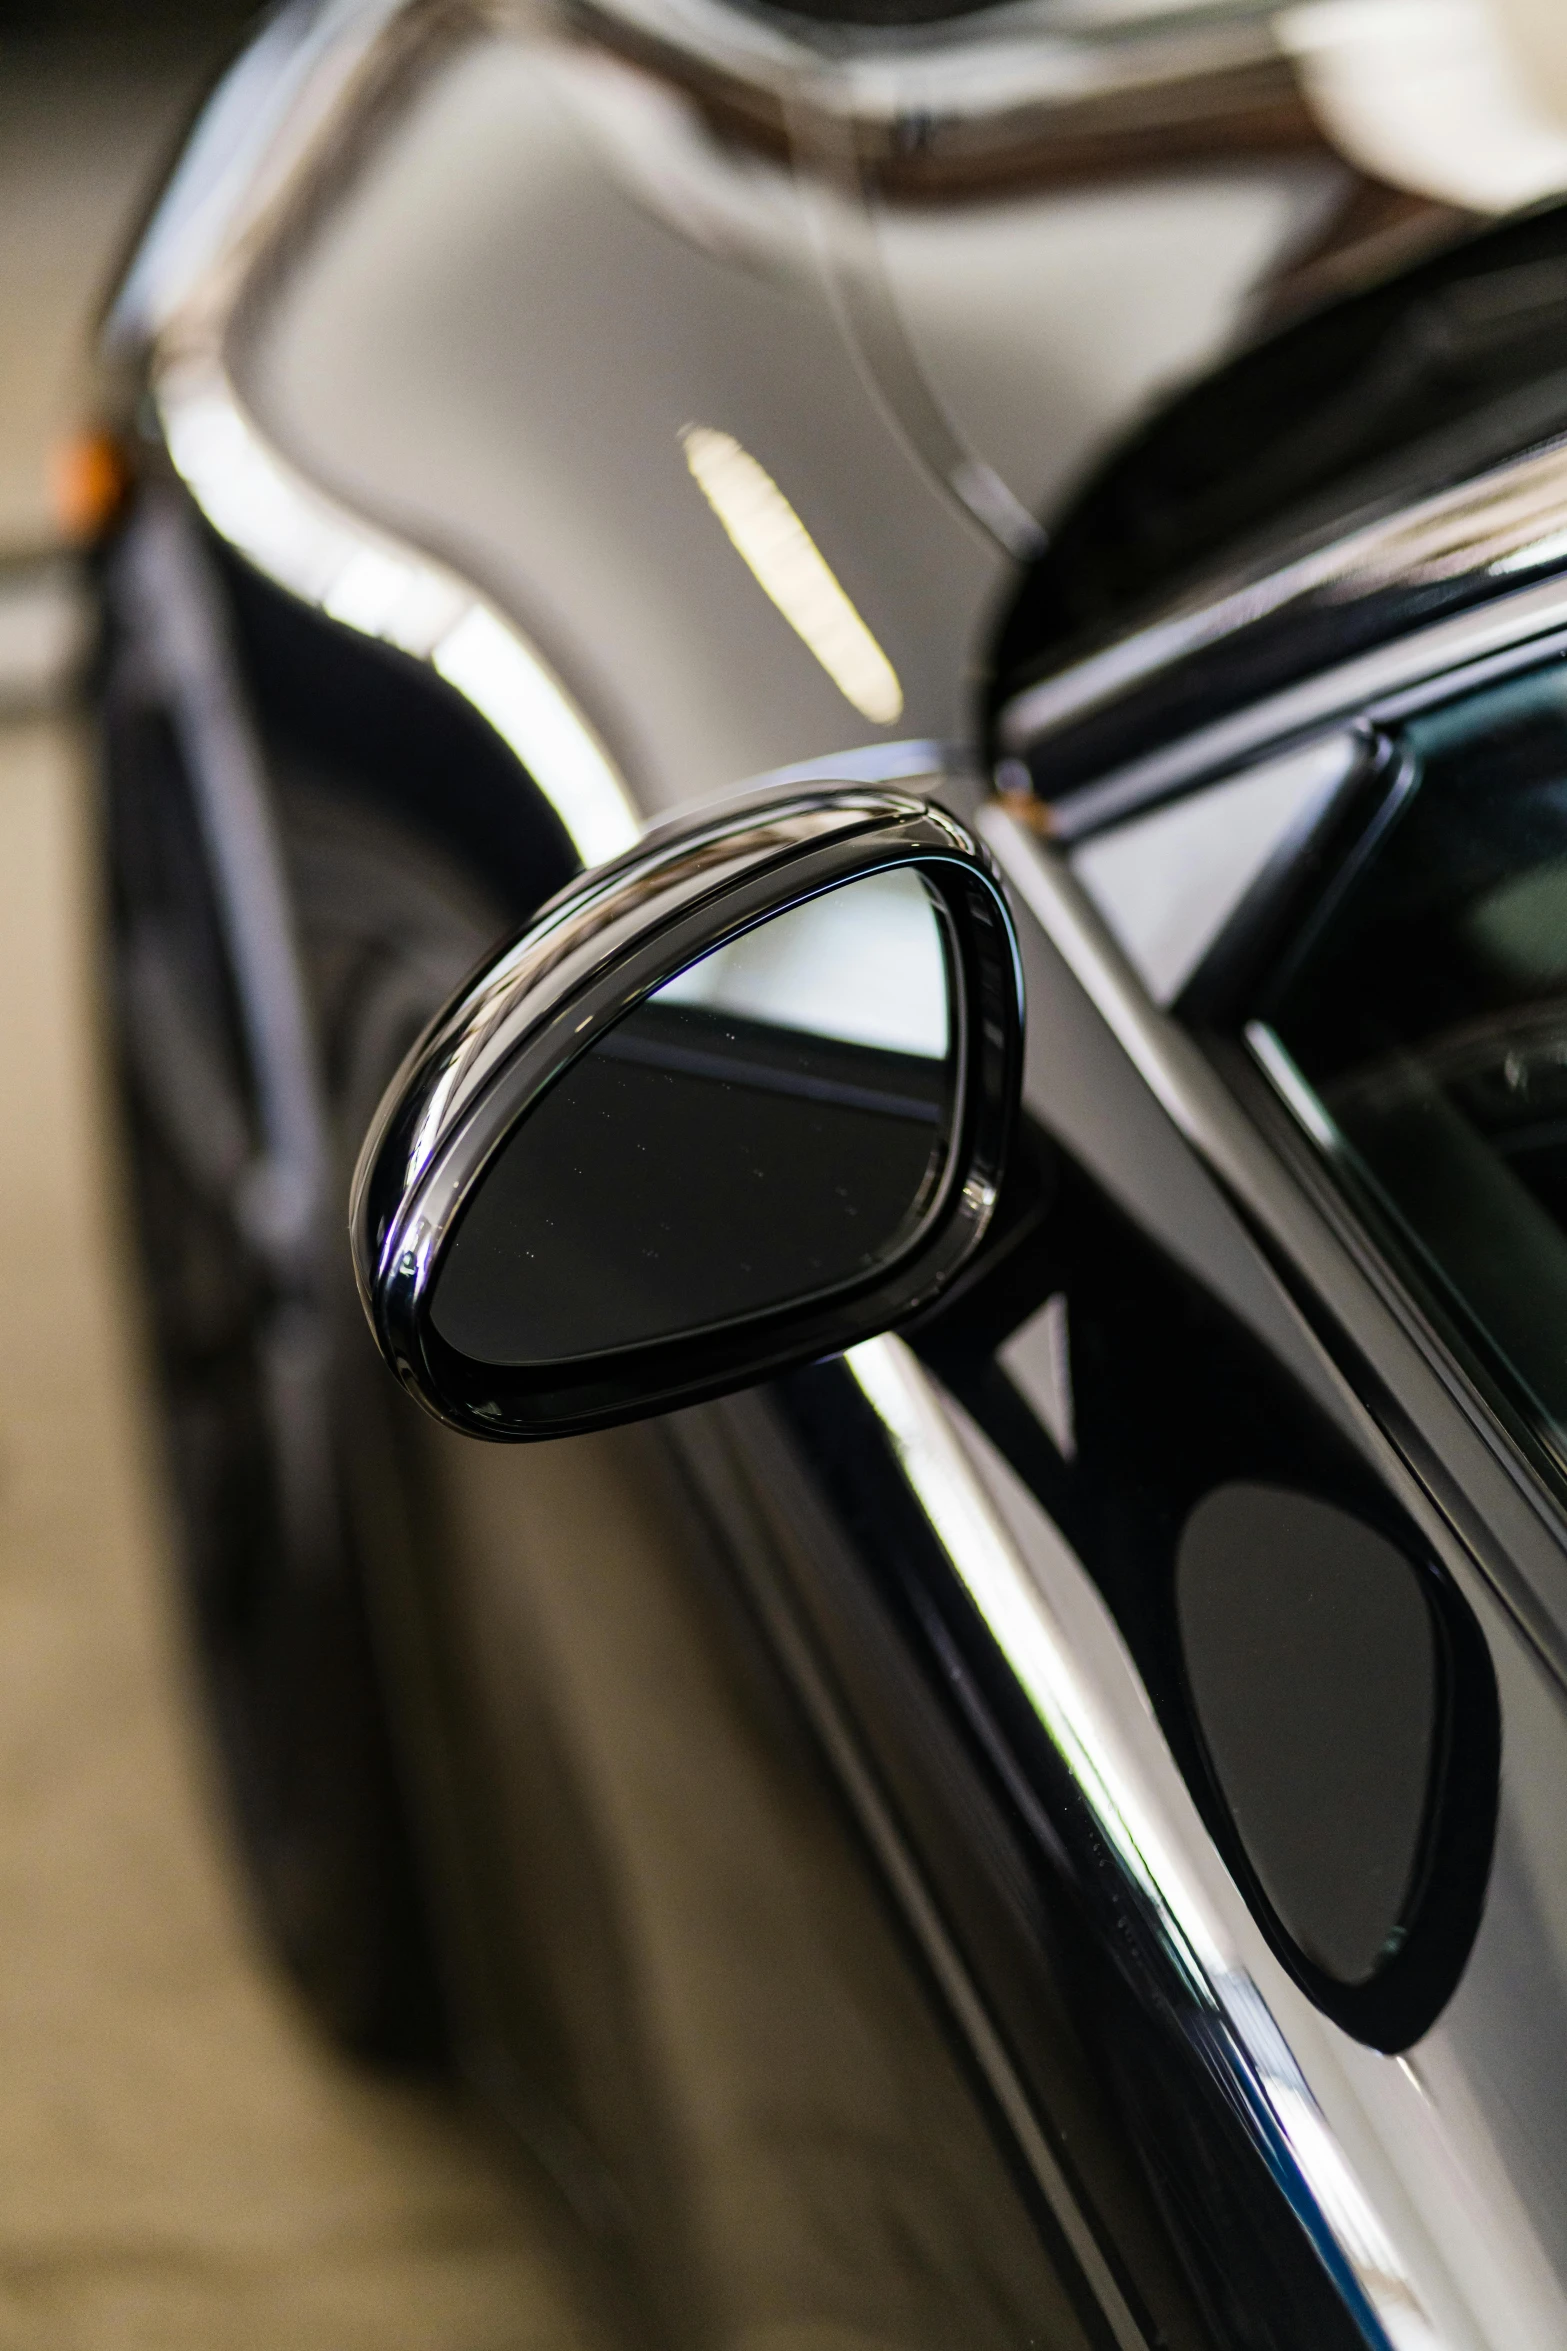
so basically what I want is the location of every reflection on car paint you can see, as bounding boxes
[98,0,1567,2342]
[852,1328,1438,2348]
[158,360,641,865]
[681,426,906,723]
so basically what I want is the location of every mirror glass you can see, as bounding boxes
[429,867,956,1364]
[1176,1483,1439,1985]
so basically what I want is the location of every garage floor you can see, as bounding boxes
[0,34,615,2351]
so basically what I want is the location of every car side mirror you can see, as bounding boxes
[350,784,1023,1437]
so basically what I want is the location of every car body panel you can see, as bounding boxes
[93,2,1567,2345]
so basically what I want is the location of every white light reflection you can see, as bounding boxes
[1218,1972,1437,2349]
[656,866,949,1056]
[158,362,641,868]
[846,1335,1222,1979]
[845,1332,1438,2351]
[431,607,633,866]
[1281,0,1567,217]
[681,426,904,726]
[1245,1022,1343,1153]
[1070,735,1358,1005]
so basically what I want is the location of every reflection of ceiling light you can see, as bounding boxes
[159,362,640,867]
[681,426,904,726]
[1281,0,1567,214]
[657,865,949,1056]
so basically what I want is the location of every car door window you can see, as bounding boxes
[1244,661,1567,1468]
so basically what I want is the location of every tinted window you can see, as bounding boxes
[1177,1485,1438,1985]
[1255,664,1567,1455]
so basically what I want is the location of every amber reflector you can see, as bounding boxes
[50,431,127,542]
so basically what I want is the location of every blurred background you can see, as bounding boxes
[0,6,619,2346]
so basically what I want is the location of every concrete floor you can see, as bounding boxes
[0,38,614,2351]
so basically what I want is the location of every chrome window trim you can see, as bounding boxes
[998,428,1567,751]
[1004,558,1567,843]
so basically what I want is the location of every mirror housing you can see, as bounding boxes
[350,785,1022,1437]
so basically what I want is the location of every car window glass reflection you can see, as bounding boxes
[429,868,957,1365]
[654,864,950,1056]
[1071,734,1359,1005]
[1254,664,1567,1461]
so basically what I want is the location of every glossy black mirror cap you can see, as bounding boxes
[350,783,1023,1439]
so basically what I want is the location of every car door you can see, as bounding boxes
[657,771,1503,2349]
[884,635,1567,2348]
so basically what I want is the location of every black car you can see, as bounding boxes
[90,0,1567,2342]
